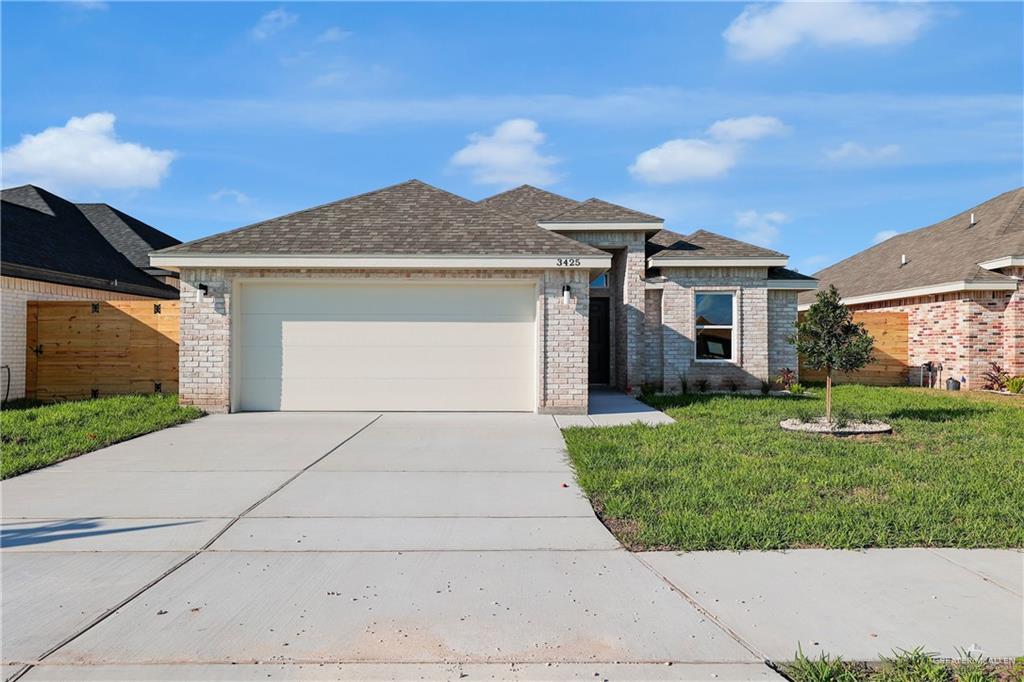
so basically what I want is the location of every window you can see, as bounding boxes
[590,272,608,288]
[695,292,734,361]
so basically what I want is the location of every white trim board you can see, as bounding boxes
[649,257,789,268]
[978,255,1024,270]
[796,279,1020,310]
[151,254,612,270]
[538,221,662,232]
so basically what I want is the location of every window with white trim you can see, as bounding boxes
[695,292,734,361]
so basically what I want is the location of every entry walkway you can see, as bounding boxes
[554,387,675,427]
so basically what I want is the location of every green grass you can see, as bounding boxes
[561,385,1024,550]
[1,394,203,479]
[784,647,1024,682]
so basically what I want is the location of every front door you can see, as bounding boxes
[588,298,610,384]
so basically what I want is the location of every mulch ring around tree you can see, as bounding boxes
[780,418,892,437]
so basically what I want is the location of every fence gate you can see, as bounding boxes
[799,311,909,386]
[25,300,179,401]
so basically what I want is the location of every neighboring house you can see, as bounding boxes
[151,180,816,413]
[800,187,1024,389]
[1,185,180,400]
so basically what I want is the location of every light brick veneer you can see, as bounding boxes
[177,268,590,414]
[659,267,773,391]
[563,231,646,393]
[0,276,151,400]
[643,289,663,389]
[768,289,799,380]
[850,280,1023,388]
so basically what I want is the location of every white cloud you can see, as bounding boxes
[872,230,899,244]
[826,141,902,163]
[1,112,176,192]
[724,2,933,60]
[629,115,785,184]
[450,119,560,186]
[209,188,251,204]
[316,26,352,43]
[251,8,297,40]
[733,209,788,247]
[708,115,787,142]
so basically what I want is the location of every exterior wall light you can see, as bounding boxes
[195,282,208,303]
[562,284,571,306]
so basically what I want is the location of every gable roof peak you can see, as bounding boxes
[543,197,663,223]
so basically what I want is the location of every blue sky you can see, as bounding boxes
[2,1,1021,272]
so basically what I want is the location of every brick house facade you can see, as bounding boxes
[154,181,814,413]
[801,187,1024,390]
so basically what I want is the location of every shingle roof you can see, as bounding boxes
[768,266,816,282]
[799,187,1024,305]
[543,198,662,223]
[76,203,180,272]
[648,229,787,260]
[158,180,606,258]
[477,185,579,224]
[1,185,179,298]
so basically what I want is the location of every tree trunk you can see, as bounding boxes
[825,370,833,424]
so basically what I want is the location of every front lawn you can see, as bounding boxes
[561,385,1023,550]
[1,394,202,479]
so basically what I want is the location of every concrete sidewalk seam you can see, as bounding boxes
[925,548,1023,597]
[10,414,384,681]
[632,552,768,663]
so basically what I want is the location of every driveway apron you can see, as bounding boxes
[2,412,763,681]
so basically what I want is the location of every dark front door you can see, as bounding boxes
[588,298,610,384]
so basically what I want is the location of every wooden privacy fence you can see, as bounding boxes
[26,300,179,401]
[799,311,910,386]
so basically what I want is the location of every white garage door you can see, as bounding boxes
[237,280,537,411]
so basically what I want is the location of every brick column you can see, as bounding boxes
[537,269,590,414]
[178,269,232,413]
[615,243,646,394]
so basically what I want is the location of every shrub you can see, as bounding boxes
[676,374,688,395]
[1006,376,1024,394]
[760,380,772,395]
[695,378,709,393]
[832,407,855,429]
[981,361,1009,391]
[794,406,818,423]
[726,379,739,393]
[776,367,797,391]
[789,382,806,395]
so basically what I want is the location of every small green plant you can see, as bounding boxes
[832,407,856,429]
[695,378,709,393]
[874,648,946,682]
[789,382,806,395]
[676,373,688,395]
[981,361,1009,391]
[794,405,818,423]
[1006,376,1024,394]
[760,379,772,395]
[786,646,860,682]
[726,379,739,393]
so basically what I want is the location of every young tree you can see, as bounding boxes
[790,285,874,423]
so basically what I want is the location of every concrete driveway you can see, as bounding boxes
[1,412,770,682]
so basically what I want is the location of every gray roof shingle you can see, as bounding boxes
[543,198,662,223]
[1,185,179,299]
[799,187,1024,305]
[157,180,606,258]
[477,185,579,224]
[648,229,787,260]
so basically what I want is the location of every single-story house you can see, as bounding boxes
[1,185,181,400]
[800,187,1024,389]
[150,180,817,413]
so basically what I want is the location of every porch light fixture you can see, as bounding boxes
[195,282,208,303]
[562,284,571,306]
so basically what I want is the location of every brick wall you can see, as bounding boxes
[849,282,1023,387]
[564,231,646,393]
[1,276,151,400]
[643,289,663,390]
[177,268,590,414]
[660,267,773,391]
[768,290,799,380]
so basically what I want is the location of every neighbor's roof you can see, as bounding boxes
[76,203,180,273]
[799,187,1024,305]
[542,198,662,223]
[648,229,787,261]
[155,180,606,258]
[1,185,180,299]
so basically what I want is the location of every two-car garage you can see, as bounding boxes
[235,280,538,412]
